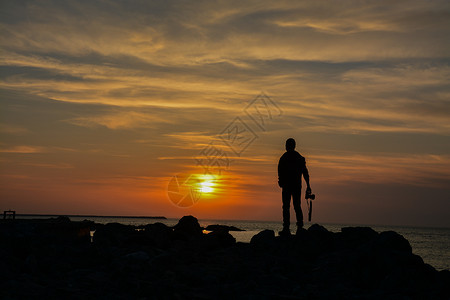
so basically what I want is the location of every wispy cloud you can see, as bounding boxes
[21,162,74,169]
[66,111,162,129]
[0,124,29,135]
[0,146,47,153]
[309,152,450,187]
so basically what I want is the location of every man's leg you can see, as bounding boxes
[281,188,291,230]
[292,187,303,228]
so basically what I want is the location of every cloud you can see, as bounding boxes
[21,162,74,169]
[1,1,448,137]
[309,152,450,187]
[2,1,449,63]
[66,111,160,129]
[0,146,47,153]
[0,123,29,134]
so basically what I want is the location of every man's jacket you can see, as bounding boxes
[278,150,309,189]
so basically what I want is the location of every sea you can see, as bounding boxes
[14,215,450,271]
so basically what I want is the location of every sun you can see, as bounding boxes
[198,175,216,194]
[200,185,214,193]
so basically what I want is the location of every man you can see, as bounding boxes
[278,138,311,235]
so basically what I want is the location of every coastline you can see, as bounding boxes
[14,214,167,220]
[8,215,450,271]
[1,215,449,299]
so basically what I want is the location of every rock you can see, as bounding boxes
[123,230,156,248]
[173,216,202,239]
[125,251,150,262]
[0,218,93,245]
[144,222,173,249]
[339,226,378,248]
[374,231,412,254]
[302,224,334,254]
[308,223,330,235]
[24,254,38,273]
[205,224,244,232]
[250,229,275,247]
[52,215,71,222]
[203,230,236,249]
[2,217,448,299]
[341,226,378,240]
[93,223,136,247]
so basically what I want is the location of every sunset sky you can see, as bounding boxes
[1,0,449,227]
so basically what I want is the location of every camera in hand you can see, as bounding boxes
[305,190,315,200]
[305,190,315,222]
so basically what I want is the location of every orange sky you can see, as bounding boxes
[1,1,449,227]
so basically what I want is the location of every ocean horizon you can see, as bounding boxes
[14,214,450,271]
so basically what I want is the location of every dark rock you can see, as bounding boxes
[148,252,174,273]
[250,229,275,246]
[1,218,93,245]
[93,222,136,247]
[24,254,38,273]
[124,251,150,262]
[307,224,333,243]
[173,215,202,239]
[144,222,173,249]
[203,230,236,249]
[52,215,71,222]
[375,231,412,254]
[341,226,378,240]
[339,226,379,249]
[299,224,334,255]
[205,224,244,232]
[1,217,448,299]
[86,271,110,284]
[123,230,156,248]
[308,223,330,234]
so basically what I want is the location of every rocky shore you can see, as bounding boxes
[1,216,449,299]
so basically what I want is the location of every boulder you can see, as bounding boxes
[52,215,71,223]
[2,216,449,299]
[374,231,412,254]
[93,223,136,247]
[203,230,236,249]
[339,226,378,249]
[144,222,173,249]
[205,224,244,232]
[173,216,202,239]
[250,229,275,247]
[308,223,330,235]
[125,251,150,262]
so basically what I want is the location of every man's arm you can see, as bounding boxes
[303,161,311,193]
[277,157,283,188]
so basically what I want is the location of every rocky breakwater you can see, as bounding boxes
[1,216,449,299]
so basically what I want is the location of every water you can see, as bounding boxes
[15,215,450,271]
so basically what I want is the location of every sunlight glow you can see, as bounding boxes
[198,175,216,194]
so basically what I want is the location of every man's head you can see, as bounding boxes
[285,138,296,151]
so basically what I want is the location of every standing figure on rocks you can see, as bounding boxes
[278,138,312,235]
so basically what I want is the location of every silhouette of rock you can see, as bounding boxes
[250,229,275,246]
[308,223,330,234]
[375,230,412,253]
[173,215,202,239]
[1,216,449,299]
[341,226,378,242]
[93,222,135,247]
[124,251,150,262]
[203,229,236,249]
[205,224,244,232]
[144,222,173,249]
[336,226,378,250]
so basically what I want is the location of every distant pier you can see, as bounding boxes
[3,210,16,220]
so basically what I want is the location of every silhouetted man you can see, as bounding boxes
[278,138,311,235]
